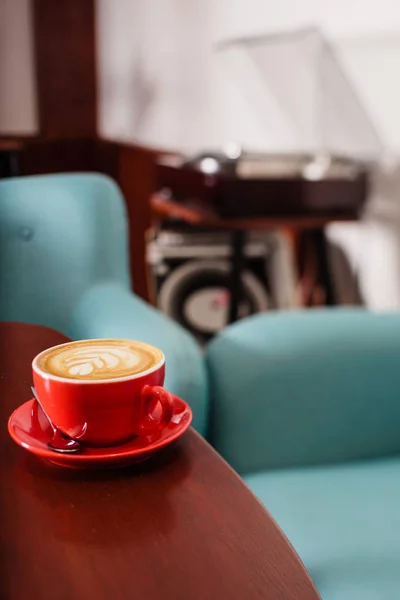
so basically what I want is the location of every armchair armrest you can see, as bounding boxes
[67,282,208,434]
[206,308,400,474]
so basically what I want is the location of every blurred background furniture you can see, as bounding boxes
[146,226,274,344]
[207,308,400,599]
[149,26,381,323]
[151,180,360,322]
[0,173,208,433]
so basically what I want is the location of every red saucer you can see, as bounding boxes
[8,395,192,469]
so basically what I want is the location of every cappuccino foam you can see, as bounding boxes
[36,339,163,381]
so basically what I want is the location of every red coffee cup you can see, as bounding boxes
[32,340,174,447]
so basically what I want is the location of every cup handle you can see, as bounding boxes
[137,385,174,435]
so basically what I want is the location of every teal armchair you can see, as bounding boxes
[0,173,208,433]
[207,309,400,599]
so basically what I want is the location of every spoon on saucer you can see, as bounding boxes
[31,386,81,453]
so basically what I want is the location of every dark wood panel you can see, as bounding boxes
[0,322,321,600]
[18,138,95,175]
[32,0,97,138]
[89,140,157,300]
[117,144,155,302]
[151,194,355,231]
[94,140,178,301]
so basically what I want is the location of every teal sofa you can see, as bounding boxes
[2,173,400,599]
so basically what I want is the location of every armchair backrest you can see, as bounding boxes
[0,173,130,332]
[207,309,400,474]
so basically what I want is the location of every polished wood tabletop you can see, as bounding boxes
[151,193,354,231]
[0,322,320,600]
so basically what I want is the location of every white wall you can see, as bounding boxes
[96,0,400,154]
[338,32,400,152]
[0,0,38,134]
[213,0,400,39]
[97,0,221,150]
[2,0,400,148]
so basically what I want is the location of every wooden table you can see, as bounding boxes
[0,322,320,600]
[151,193,355,319]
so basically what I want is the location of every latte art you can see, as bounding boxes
[36,339,163,381]
[62,347,144,378]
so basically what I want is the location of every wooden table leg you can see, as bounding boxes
[292,229,335,307]
[228,230,246,324]
[310,228,336,306]
[0,150,20,178]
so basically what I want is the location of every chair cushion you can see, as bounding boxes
[206,309,400,473]
[245,456,400,599]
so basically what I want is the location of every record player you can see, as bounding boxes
[157,150,368,219]
[156,27,382,220]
